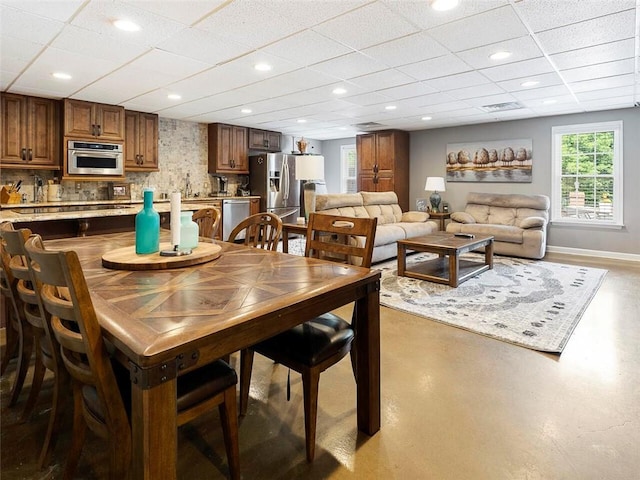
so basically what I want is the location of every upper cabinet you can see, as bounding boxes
[248,128,281,152]
[63,99,124,141]
[1,93,61,169]
[356,129,409,211]
[208,123,249,174]
[124,111,159,171]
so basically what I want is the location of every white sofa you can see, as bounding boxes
[446,192,550,259]
[314,191,439,264]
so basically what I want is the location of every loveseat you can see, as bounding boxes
[314,191,439,264]
[446,192,550,259]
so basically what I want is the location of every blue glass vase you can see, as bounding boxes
[135,189,160,254]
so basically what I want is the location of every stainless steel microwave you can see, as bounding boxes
[67,140,124,176]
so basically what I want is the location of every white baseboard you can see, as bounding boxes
[546,245,640,263]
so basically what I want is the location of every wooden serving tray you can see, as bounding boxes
[102,242,222,270]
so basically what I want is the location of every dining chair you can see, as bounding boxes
[227,212,282,250]
[23,234,241,480]
[239,212,377,462]
[1,224,69,469]
[0,224,35,407]
[192,206,221,239]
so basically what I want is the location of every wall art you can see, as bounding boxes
[446,138,533,183]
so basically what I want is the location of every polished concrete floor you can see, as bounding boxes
[1,253,639,479]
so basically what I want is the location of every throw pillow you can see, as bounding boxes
[519,216,546,229]
[451,212,476,224]
[401,211,430,222]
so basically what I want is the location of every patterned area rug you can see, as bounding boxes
[376,253,607,353]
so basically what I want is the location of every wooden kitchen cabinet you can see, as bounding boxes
[63,99,124,141]
[1,93,61,169]
[208,123,249,174]
[356,129,409,211]
[124,110,158,171]
[250,197,260,215]
[248,128,281,152]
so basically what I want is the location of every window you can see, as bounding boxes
[340,144,357,193]
[551,121,623,227]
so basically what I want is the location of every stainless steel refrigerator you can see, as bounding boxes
[249,153,301,224]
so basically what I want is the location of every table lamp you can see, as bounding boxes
[295,155,325,222]
[425,176,445,212]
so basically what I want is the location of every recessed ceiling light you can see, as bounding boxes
[332,87,347,95]
[385,105,397,110]
[254,63,272,72]
[521,80,540,87]
[489,51,512,61]
[167,94,181,100]
[421,116,433,121]
[543,99,557,105]
[297,119,307,123]
[429,0,459,11]
[339,127,348,130]
[241,108,252,114]
[113,19,141,32]
[52,72,71,80]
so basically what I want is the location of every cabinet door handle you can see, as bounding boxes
[264,139,269,147]
[92,124,96,136]
[230,159,235,168]
[97,124,102,136]
[21,148,27,161]
[373,164,379,173]
[139,154,143,165]
[28,149,33,161]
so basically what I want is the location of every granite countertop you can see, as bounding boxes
[1,196,259,223]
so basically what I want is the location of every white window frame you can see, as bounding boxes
[340,144,357,194]
[551,121,623,228]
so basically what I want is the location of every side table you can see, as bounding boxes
[428,211,451,231]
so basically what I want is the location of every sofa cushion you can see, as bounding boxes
[401,211,429,222]
[315,193,363,211]
[456,224,524,244]
[363,203,403,224]
[361,191,398,206]
[397,222,437,238]
[374,224,407,246]
[519,216,546,229]
[451,211,476,224]
[466,192,550,211]
[318,205,370,218]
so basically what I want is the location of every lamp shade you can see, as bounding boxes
[295,155,325,180]
[425,176,445,192]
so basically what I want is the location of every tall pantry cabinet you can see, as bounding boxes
[356,129,409,211]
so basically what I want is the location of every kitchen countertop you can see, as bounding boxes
[0,196,259,223]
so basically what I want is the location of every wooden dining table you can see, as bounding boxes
[44,231,381,479]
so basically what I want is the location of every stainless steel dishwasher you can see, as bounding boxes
[222,199,251,241]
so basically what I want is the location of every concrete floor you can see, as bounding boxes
[1,253,639,479]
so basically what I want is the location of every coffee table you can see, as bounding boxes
[397,233,494,287]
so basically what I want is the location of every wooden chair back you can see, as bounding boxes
[192,207,221,239]
[228,212,282,251]
[24,234,132,476]
[304,213,377,268]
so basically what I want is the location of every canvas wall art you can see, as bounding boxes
[446,139,533,183]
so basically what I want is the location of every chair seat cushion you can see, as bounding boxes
[255,313,354,367]
[82,359,237,422]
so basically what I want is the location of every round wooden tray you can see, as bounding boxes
[102,242,222,271]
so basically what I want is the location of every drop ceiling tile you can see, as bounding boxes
[0,36,44,73]
[463,93,520,108]
[425,71,491,92]
[0,4,64,44]
[310,52,387,80]
[519,94,578,109]
[421,100,473,113]
[342,92,393,107]
[377,82,439,100]
[514,0,635,32]
[427,5,529,52]
[535,10,636,55]
[263,0,370,30]
[225,50,302,79]
[480,57,555,82]
[512,85,574,102]
[411,92,458,107]
[261,29,353,66]
[385,0,509,30]
[313,2,418,51]
[361,31,449,68]
[456,35,544,70]
[0,0,83,22]
[123,0,226,26]
[349,69,416,92]
[398,54,472,81]
[130,49,212,77]
[550,39,635,71]
[576,85,636,102]
[497,72,565,92]
[561,59,636,84]
[568,73,636,93]
[446,83,506,100]
[156,27,253,65]
[194,1,300,49]
[70,1,186,47]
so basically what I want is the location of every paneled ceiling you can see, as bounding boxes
[2,0,638,140]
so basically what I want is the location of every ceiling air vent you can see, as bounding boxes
[353,122,385,130]
[480,102,524,112]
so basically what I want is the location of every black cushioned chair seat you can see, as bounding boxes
[83,359,237,422]
[255,313,354,366]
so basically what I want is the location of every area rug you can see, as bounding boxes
[376,253,607,353]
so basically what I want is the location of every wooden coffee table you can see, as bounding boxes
[397,233,494,287]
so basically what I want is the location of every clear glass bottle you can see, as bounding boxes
[135,189,160,254]
[179,211,198,251]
